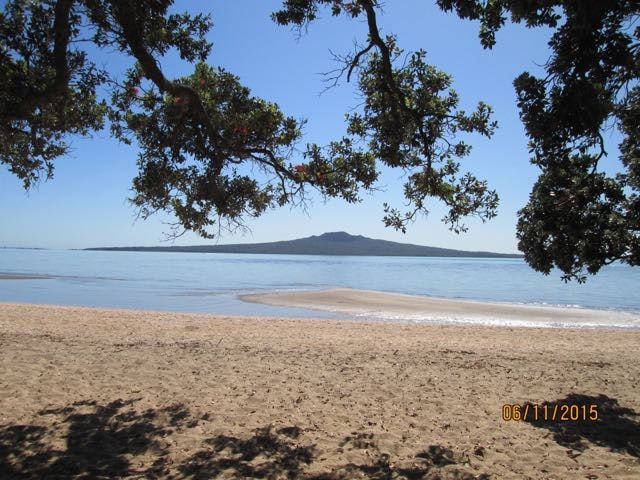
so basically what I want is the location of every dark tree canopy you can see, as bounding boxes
[1,0,639,281]
[437,0,640,281]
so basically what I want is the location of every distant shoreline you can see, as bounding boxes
[0,272,53,280]
[84,247,524,260]
[83,247,523,258]
[83,231,522,258]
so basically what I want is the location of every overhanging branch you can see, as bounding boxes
[109,1,224,177]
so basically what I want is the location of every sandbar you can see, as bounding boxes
[0,272,53,280]
[241,287,640,326]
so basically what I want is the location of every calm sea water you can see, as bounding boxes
[1,248,640,327]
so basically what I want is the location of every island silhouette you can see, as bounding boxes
[86,231,521,258]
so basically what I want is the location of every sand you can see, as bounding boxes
[1,302,639,479]
[0,273,53,280]
[241,288,640,326]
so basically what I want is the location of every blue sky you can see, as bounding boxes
[0,1,575,252]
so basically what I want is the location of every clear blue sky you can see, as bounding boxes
[2,1,572,252]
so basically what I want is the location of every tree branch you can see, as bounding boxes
[347,41,375,82]
[360,1,437,175]
[109,1,225,177]
[3,0,74,122]
[52,0,74,94]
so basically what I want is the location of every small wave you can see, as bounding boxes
[349,311,640,330]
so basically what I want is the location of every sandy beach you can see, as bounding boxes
[1,301,639,479]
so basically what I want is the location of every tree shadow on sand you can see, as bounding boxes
[1,398,491,479]
[306,440,490,480]
[181,428,490,480]
[522,393,640,457]
[179,425,314,479]
[0,398,186,479]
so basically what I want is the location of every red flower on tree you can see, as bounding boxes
[294,164,307,173]
[344,2,358,13]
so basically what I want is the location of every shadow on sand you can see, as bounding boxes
[1,397,493,479]
[522,393,640,458]
[0,398,188,478]
[181,428,489,480]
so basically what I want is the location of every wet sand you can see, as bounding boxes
[0,272,53,280]
[241,288,640,326]
[1,302,639,479]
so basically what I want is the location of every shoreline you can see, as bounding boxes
[241,287,640,329]
[1,302,639,479]
[2,266,639,328]
[0,272,54,280]
[3,293,640,330]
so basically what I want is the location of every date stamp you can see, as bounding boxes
[502,403,599,422]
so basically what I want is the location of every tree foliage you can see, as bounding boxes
[437,0,640,281]
[274,1,499,235]
[1,0,379,238]
[1,0,639,281]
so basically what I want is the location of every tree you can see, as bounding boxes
[1,1,638,282]
[436,0,640,281]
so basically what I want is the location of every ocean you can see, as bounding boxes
[1,248,639,328]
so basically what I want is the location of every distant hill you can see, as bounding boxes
[85,231,522,258]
